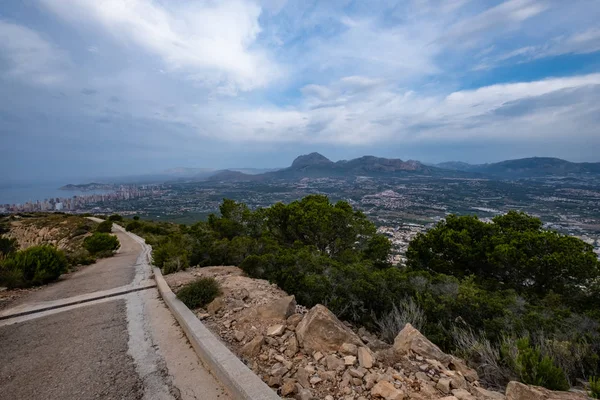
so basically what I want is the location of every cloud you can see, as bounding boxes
[184,73,600,145]
[39,0,281,92]
[0,20,68,85]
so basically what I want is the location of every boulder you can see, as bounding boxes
[241,335,264,357]
[281,378,297,396]
[449,357,479,383]
[325,354,345,371]
[505,381,587,400]
[340,342,359,356]
[371,381,404,400]
[451,389,476,400]
[267,324,286,336]
[357,346,374,369]
[233,330,245,342]
[436,378,451,394]
[257,295,297,320]
[393,323,450,363]
[295,304,363,353]
[287,313,304,329]
[473,387,505,400]
[206,297,224,315]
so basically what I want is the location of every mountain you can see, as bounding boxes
[436,157,600,178]
[205,152,442,182]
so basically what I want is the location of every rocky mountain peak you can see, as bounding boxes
[291,152,333,168]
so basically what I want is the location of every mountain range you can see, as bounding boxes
[204,153,600,182]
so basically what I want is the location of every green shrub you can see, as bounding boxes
[0,237,18,256]
[108,214,123,222]
[589,376,600,399]
[153,237,189,274]
[83,232,120,255]
[176,277,221,309]
[0,245,68,287]
[126,221,142,232]
[66,248,96,267]
[502,337,569,391]
[96,220,113,233]
[133,216,140,221]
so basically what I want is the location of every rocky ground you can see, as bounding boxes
[165,266,590,400]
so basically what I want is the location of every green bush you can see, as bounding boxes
[66,248,96,266]
[126,220,142,232]
[96,220,113,233]
[133,216,140,221]
[108,214,123,222]
[83,232,119,255]
[0,237,18,256]
[0,245,68,288]
[589,376,600,399]
[153,236,189,274]
[502,337,569,391]
[176,277,221,309]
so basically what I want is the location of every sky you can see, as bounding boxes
[1,0,600,182]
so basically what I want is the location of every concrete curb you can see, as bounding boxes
[153,267,281,400]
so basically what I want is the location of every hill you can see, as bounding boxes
[436,157,600,178]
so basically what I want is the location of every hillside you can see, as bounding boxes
[437,157,600,178]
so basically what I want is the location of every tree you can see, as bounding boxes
[406,213,600,303]
[108,214,123,222]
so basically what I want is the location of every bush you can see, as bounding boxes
[589,376,600,399]
[375,298,426,343]
[66,248,96,267]
[126,221,142,232]
[83,232,119,255]
[96,220,113,233]
[176,277,221,309]
[502,337,569,391]
[153,236,189,274]
[0,245,68,288]
[108,214,123,222]
[133,216,140,221]
[0,237,18,256]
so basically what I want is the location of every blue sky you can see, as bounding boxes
[1,0,600,182]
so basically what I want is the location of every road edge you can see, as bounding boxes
[153,266,281,400]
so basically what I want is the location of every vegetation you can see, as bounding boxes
[107,214,123,222]
[83,232,120,256]
[95,220,113,233]
[0,245,68,288]
[176,277,221,309]
[589,376,600,399]
[123,196,600,390]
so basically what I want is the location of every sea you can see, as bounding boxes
[0,182,110,205]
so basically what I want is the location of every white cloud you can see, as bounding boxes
[0,20,68,85]
[173,73,600,145]
[39,0,281,92]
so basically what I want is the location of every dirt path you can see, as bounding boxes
[0,223,231,400]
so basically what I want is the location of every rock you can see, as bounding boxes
[440,397,459,400]
[451,389,476,400]
[446,371,467,389]
[364,373,377,389]
[233,330,245,342]
[295,304,363,353]
[270,363,289,379]
[197,313,210,320]
[357,346,374,369]
[234,288,250,300]
[344,355,357,365]
[393,323,450,363]
[206,297,224,315]
[340,342,359,356]
[309,376,322,385]
[325,354,345,371]
[287,313,304,328]
[415,372,430,382]
[268,376,281,387]
[241,335,264,357]
[296,367,311,389]
[281,378,297,396]
[505,381,587,400]
[371,381,404,400]
[257,295,296,320]
[296,388,313,400]
[436,378,451,394]
[473,387,505,400]
[285,335,299,357]
[349,368,365,379]
[267,324,286,336]
[450,357,479,383]
[325,396,334,400]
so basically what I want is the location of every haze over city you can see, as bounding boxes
[2,0,600,182]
